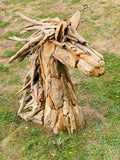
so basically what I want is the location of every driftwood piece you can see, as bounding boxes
[9,11,105,134]
[51,109,58,129]
[63,101,69,115]
[54,47,79,68]
[68,27,87,44]
[9,36,28,43]
[69,11,81,29]
[32,110,44,125]
[9,33,45,62]
[55,23,63,41]
[50,78,63,109]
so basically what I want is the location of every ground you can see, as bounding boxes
[0,0,120,160]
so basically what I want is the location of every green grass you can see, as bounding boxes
[36,13,58,19]
[0,110,18,123]
[5,49,17,57]
[99,1,106,4]
[0,31,21,39]
[10,58,29,69]
[0,52,120,160]
[6,0,36,4]
[7,75,22,84]
[0,19,10,28]
[0,0,120,159]
[36,12,70,20]
[92,15,101,20]
[1,30,34,40]
[0,63,9,72]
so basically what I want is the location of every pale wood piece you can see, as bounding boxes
[68,27,87,44]
[69,105,77,133]
[63,101,69,115]
[9,36,28,43]
[32,110,44,125]
[69,11,80,29]
[55,23,63,41]
[50,78,63,109]
[54,47,79,68]
[9,33,45,62]
[51,109,58,129]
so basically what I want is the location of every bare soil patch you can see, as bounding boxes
[92,37,120,56]
[0,28,5,36]
[0,39,15,50]
[0,39,16,65]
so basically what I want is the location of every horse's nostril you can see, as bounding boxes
[100,60,105,67]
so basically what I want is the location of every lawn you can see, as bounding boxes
[0,0,120,159]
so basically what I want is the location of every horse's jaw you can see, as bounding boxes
[77,59,105,77]
[77,49,105,77]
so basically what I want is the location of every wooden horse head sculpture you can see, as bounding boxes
[9,11,105,134]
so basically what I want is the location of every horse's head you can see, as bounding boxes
[53,11,105,77]
[76,44,105,77]
[8,11,105,77]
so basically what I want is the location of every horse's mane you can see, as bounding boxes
[8,11,88,63]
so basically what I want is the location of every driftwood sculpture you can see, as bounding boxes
[9,11,105,134]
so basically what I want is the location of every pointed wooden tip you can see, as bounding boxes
[8,58,13,63]
[70,11,80,29]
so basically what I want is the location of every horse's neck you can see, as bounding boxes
[40,49,77,105]
[19,43,84,133]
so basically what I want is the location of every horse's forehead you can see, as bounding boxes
[62,41,102,59]
[42,18,103,61]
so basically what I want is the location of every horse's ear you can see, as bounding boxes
[69,11,80,29]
